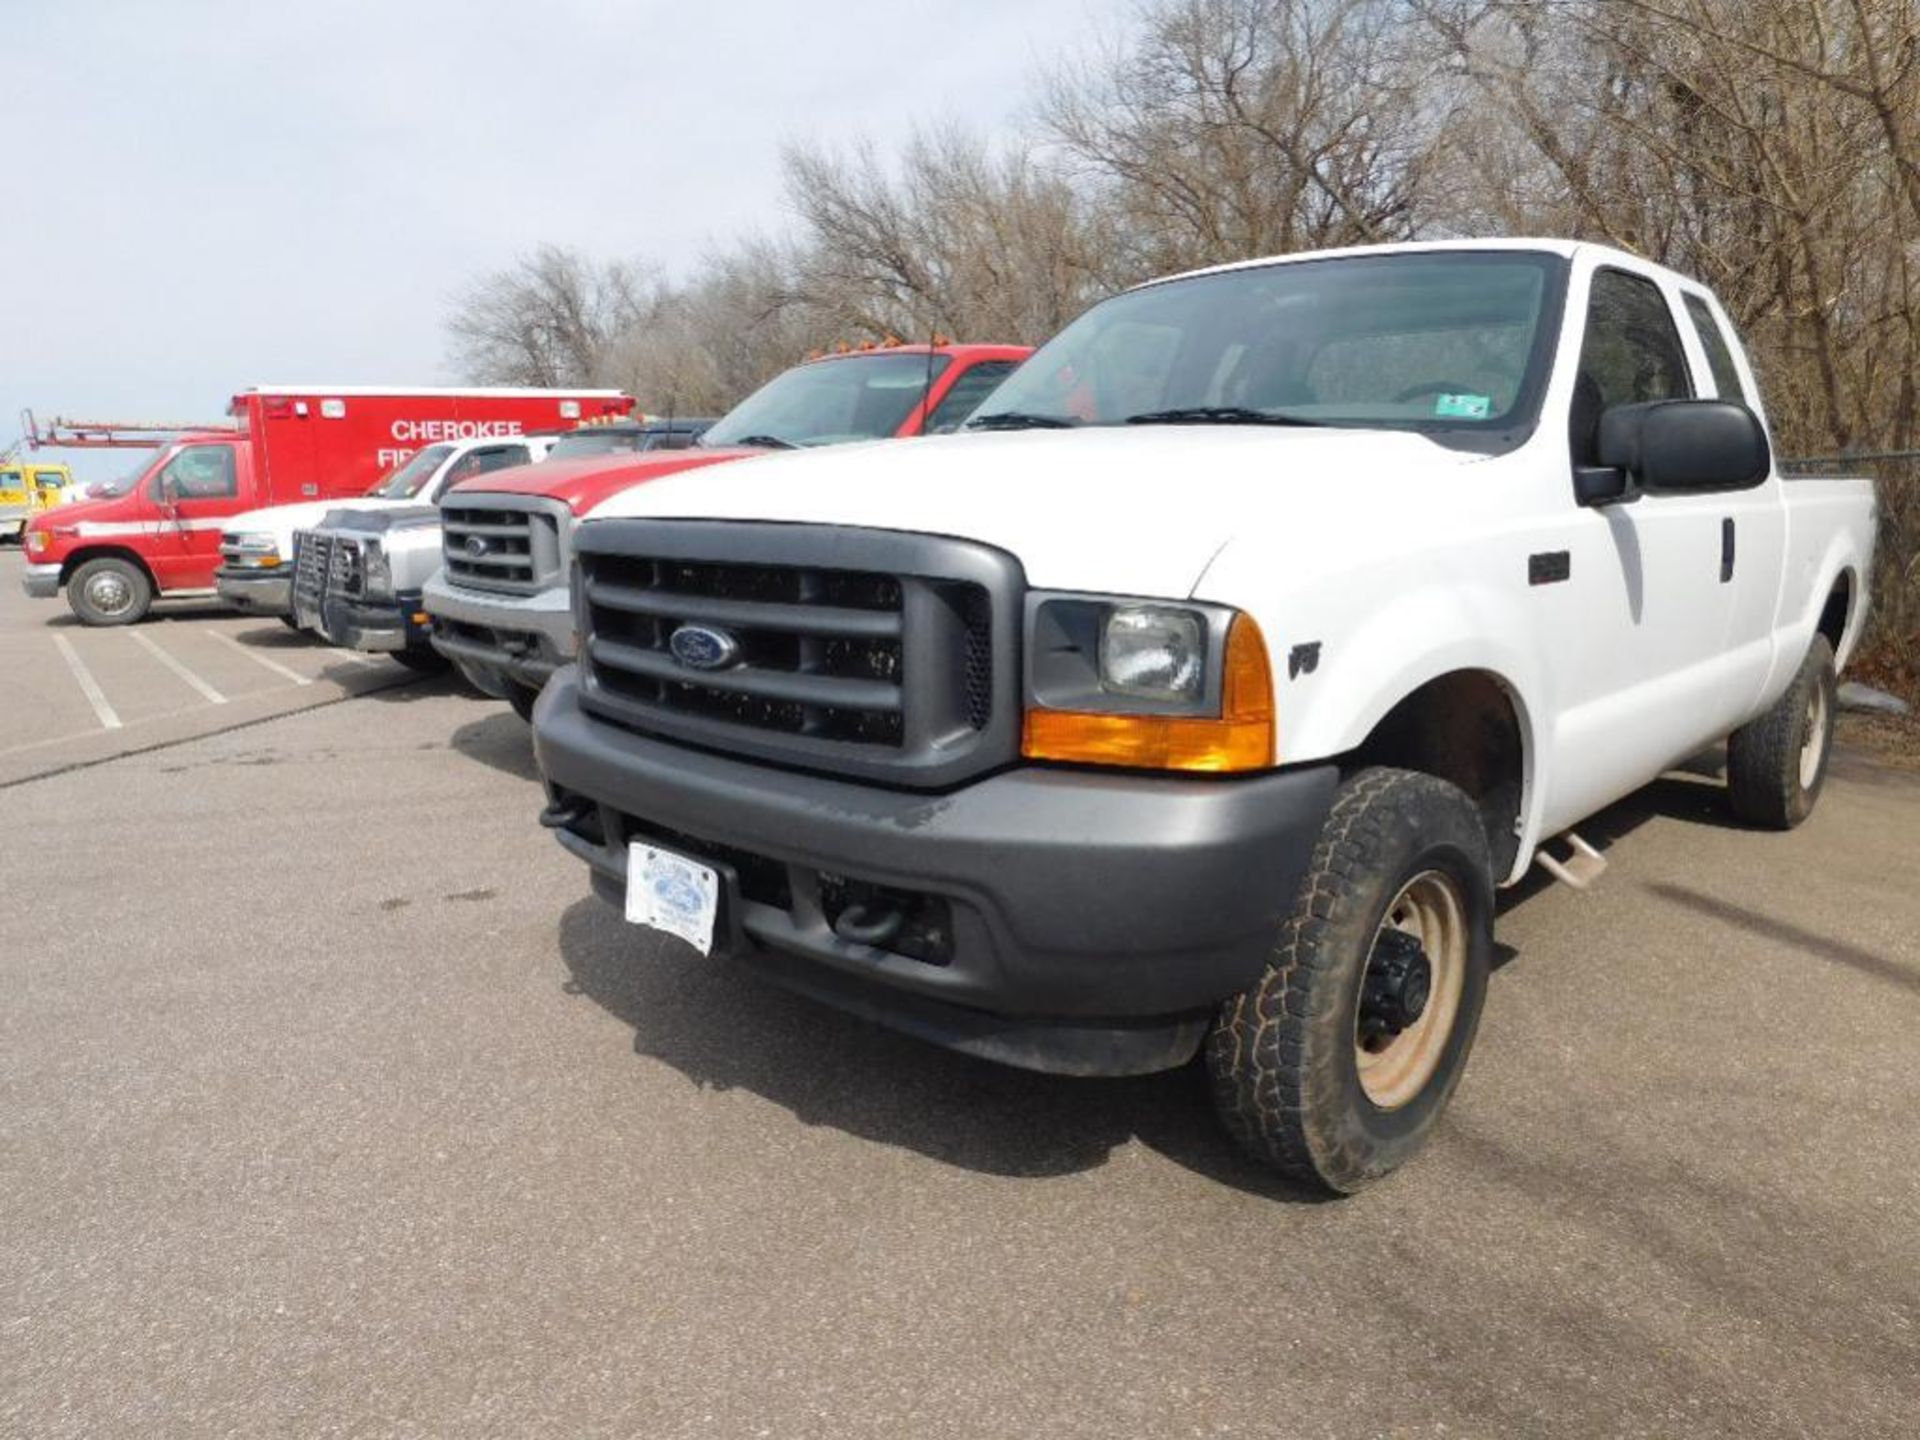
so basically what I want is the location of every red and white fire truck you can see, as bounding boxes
[19,386,634,625]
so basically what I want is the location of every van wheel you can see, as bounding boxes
[1727,634,1835,829]
[68,558,153,626]
[507,682,540,723]
[1206,768,1493,1194]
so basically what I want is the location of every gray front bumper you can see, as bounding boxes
[215,568,293,616]
[22,563,60,599]
[533,670,1338,1075]
[422,570,573,688]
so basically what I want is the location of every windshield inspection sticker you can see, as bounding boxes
[625,843,720,956]
[1434,393,1492,419]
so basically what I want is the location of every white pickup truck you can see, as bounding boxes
[532,239,1876,1192]
[214,434,559,620]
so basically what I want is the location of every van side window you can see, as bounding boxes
[1681,293,1748,403]
[925,361,1018,433]
[1570,269,1693,466]
[158,445,238,501]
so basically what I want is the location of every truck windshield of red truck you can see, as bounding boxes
[91,445,178,499]
[700,353,952,450]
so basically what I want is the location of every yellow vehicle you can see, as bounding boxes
[1,460,75,541]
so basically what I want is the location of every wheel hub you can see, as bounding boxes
[88,573,131,612]
[1359,928,1432,1044]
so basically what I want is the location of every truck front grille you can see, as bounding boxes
[575,521,1023,789]
[442,500,562,595]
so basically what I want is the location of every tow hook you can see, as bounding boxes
[538,796,594,831]
[1359,929,1432,1043]
[833,901,907,948]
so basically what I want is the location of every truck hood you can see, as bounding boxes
[226,495,411,541]
[446,449,755,516]
[584,427,1486,595]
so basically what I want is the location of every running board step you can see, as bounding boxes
[1534,832,1608,890]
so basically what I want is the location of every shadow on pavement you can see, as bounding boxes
[448,708,540,783]
[555,895,1331,1202]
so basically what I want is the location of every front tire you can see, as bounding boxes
[1726,635,1835,830]
[67,557,153,626]
[1207,768,1494,1194]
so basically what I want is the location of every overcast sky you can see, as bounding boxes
[3,0,1107,478]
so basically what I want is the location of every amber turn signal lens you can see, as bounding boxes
[1023,614,1275,772]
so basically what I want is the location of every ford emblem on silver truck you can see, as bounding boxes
[464,534,489,558]
[669,624,739,670]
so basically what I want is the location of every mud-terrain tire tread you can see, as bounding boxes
[1726,634,1834,830]
[1206,767,1492,1193]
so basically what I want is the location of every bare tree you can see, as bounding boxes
[445,246,650,387]
[1040,0,1442,272]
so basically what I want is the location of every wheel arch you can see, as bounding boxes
[1339,666,1536,886]
[59,545,160,590]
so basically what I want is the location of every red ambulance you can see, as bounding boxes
[21,385,634,625]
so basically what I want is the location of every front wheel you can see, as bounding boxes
[67,557,154,626]
[1206,768,1494,1193]
[1726,635,1835,830]
[507,682,541,723]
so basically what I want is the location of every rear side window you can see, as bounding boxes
[1570,269,1693,465]
[924,361,1019,433]
[1681,293,1747,403]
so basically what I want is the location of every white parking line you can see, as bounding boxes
[326,648,381,667]
[209,630,314,686]
[51,634,123,730]
[128,629,227,705]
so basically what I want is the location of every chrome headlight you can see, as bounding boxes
[225,532,282,569]
[362,540,393,599]
[1023,593,1274,771]
[1099,605,1204,701]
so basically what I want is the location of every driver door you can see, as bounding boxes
[150,441,244,590]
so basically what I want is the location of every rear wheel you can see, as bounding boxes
[1206,768,1494,1193]
[67,557,153,626]
[1727,634,1835,829]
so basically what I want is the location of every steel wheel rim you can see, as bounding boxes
[1355,870,1467,1110]
[86,571,132,615]
[1799,682,1828,791]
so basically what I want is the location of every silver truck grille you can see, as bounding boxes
[441,501,560,594]
[574,521,1023,789]
[292,530,332,608]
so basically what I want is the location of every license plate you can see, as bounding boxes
[624,842,720,956]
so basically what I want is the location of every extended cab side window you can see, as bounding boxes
[924,361,1018,433]
[1681,293,1749,404]
[1569,269,1693,467]
[157,444,238,501]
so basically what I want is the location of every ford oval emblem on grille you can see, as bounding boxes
[464,534,490,558]
[669,624,740,671]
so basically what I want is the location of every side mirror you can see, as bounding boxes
[1596,399,1770,495]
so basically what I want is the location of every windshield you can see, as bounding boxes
[702,353,951,449]
[92,446,172,499]
[548,430,643,460]
[365,443,455,499]
[969,251,1567,447]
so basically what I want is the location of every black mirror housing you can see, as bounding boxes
[1596,399,1771,494]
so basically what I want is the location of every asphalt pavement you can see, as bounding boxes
[2,552,1918,1438]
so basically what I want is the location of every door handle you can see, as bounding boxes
[1720,517,1735,583]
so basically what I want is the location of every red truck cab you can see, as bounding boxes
[21,386,633,625]
[424,342,1031,710]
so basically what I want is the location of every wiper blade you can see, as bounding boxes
[965,411,1078,431]
[1124,406,1325,427]
[732,434,796,450]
